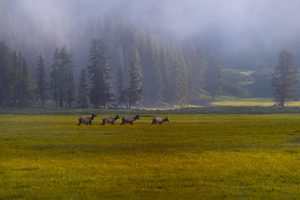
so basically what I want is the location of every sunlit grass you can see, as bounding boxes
[212,96,300,106]
[1,114,300,199]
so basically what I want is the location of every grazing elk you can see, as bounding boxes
[101,114,120,125]
[151,117,169,125]
[78,114,97,126]
[120,114,140,125]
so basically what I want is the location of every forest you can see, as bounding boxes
[0,0,299,108]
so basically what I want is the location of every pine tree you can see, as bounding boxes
[49,47,75,108]
[116,65,128,108]
[16,52,24,107]
[0,41,14,107]
[204,54,222,100]
[185,43,206,102]
[61,47,75,108]
[270,50,298,107]
[20,57,35,107]
[159,44,171,107]
[49,48,60,108]
[174,52,188,107]
[141,34,156,106]
[77,69,89,108]
[87,38,113,108]
[126,61,144,108]
[153,38,164,106]
[11,51,20,106]
[34,55,48,107]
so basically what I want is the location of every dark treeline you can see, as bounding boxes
[0,1,259,108]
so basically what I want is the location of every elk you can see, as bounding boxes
[120,114,140,125]
[78,114,97,126]
[101,114,120,125]
[151,117,169,125]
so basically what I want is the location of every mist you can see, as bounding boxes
[4,0,300,69]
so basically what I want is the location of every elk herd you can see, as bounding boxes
[78,114,169,126]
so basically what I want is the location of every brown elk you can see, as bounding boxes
[101,115,120,125]
[120,115,140,125]
[78,114,97,126]
[151,117,169,125]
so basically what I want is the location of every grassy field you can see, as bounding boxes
[1,114,300,199]
[212,97,300,107]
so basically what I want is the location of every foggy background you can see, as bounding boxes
[4,0,300,69]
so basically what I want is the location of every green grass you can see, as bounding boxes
[1,114,300,199]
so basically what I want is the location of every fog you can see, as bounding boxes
[5,0,300,69]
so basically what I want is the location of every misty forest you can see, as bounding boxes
[1,0,300,109]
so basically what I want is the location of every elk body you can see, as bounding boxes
[101,115,120,125]
[120,115,140,125]
[78,114,97,126]
[151,117,169,125]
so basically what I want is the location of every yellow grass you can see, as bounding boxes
[212,98,300,107]
[1,114,300,199]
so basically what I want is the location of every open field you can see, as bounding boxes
[212,97,300,107]
[1,114,300,199]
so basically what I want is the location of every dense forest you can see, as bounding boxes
[0,0,299,108]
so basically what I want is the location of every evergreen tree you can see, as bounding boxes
[174,52,188,107]
[204,54,223,100]
[0,41,14,107]
[87,38,113,108]
[114,40,126,107]
[34,55,48,107]
[61,47,76,108]
[49,48,60,108]
[20,58,35,107]
[270,50,298,107]
[159,44,171,107]
[77,69,89,108]
[16,52,24,107]
[116,65,128,108]
[142,34,156,106]
[126,61,144,108]
[185,43,206,102]
[49,47,75,108]
[12,51,21,106]
[153,38,164,106]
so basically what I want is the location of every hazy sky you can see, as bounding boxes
[7,0,300,68]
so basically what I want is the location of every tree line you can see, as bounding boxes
[0,4,226,108]
[0,37,224,108]
[0,39,298,108]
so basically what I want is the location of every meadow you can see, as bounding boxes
[1,114,300,199]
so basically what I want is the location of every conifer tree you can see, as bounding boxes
[59,46,74,108]
[49,48,60,108]
[49,47,75,108]
[16,52,24,107]
[77,69,89,108]
[174,53,188,107]
[61,47,76,108]
[185,43,206,102]
[0,41,14,107]
[153,38,164,106]
[126,61,144,108]
[20,58,35,107]
[159,44,171,107]
[87,38,113,108]
[12,51,21,106]
[34,55,48,107]
[116,65,128,108]
[115,39,126,107]
[270,50,298,107]
[204,54,222,100]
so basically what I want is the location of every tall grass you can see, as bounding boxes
[1,114,300,199]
